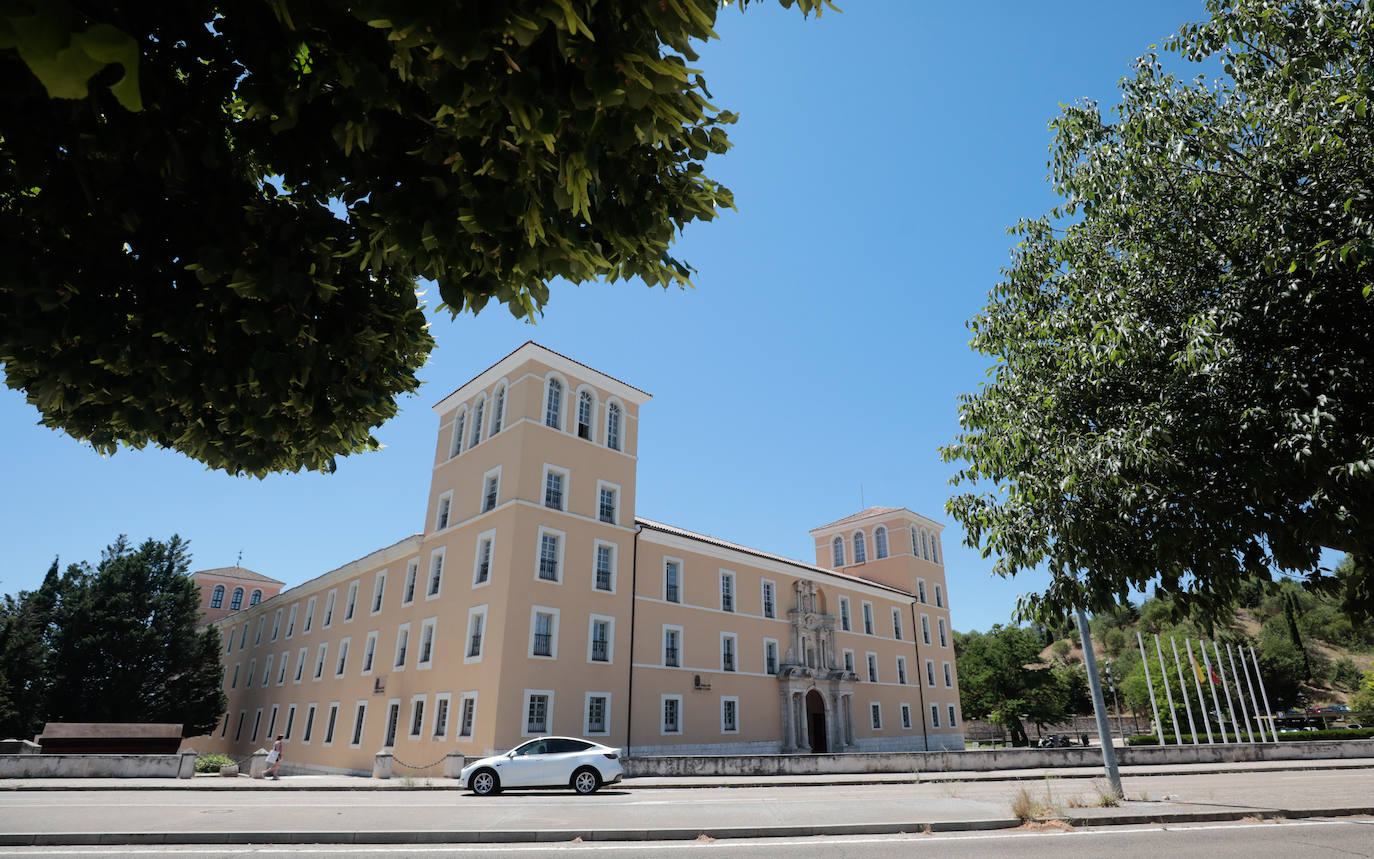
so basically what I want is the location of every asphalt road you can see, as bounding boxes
[0,818,1370,858]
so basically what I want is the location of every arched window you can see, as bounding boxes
[931,535,940,564]
[545,377,563,429]
[450,408,467,458]
[831,536,845,567]
[874,526,888,559]
[577,390,594,440]
[249,589,262,606]
[921,530,930,561]
[606,402,622,451]
[853,532,866,564]
[470,394,486,448]
[210,585,225,609]
[490,383,506,435]
[230,587,245,611]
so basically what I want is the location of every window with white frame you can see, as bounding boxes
[254,617,264,646]
[917,580,927,604]
[250,589,263,605]
[930,704,941,728]
[335,638,350,677]
[662,559,682,602]
[286,603,298,637]
[721,633,737,672]
[588,616,612,663]
[393,623,410,669]
[944,661,953,687]
[938,618,948,648]
[597,482,618,524]
[313,643,327,679]
[853,531,867,564]
[870,703,882,730]
[926,659,936,687]
[234,711,245,742]
[910,525,920,558]
[294,647,307,682]
[384,699,400,747]
[261,655,274,686]
[866,652,878,683]
[427,549,444,598]
[843,649,855,674]
[764,639,779,675]
[839,596,851,631]
[323,702,340,746]
[663,626,682,667]
[932,535,940,564]
[458,692,478,738]
[246,658,256,688]
[402,559,419,605]
[481,469,500,513]
[862,601,874,635]
[536,528,563,582]
[344,581,358,622]
[473,531,495,586]
[719,570,735,612]
[947,704,957,726]
[239,621,249,650]
[267,703,279,738]
[875,526,889,559]
[465,606,486,662]
[284,704,297,740]
[529,607,558,658]
[585,693,609,735]
[525,691,552,734]
[490,383,506,435]
[762,580,776,618]
[230,663,240,689]
[921,614,931,645]
[230,587,244,611]
[277,651,290,685]
[901,704,912,729]
[449,409,465,458]
[721,697,739,733]
[935,584,944,608]
[576,389,594,439]
[361,632,378,674]
[210,585,225,608]
[435,491,453,531]
[922,530,931,560]
[271,609,282,641]
[409,695,426,738]
[605,401,622,451]
[661,695,682,734]
[543,466,567,511]
[831,536,845,567]
[544,377,563,429]
[897,655,908,684]
[323,590,336,628]
[417,618,436,667]
[302,703,317,743]
[371,571,386,614]
[892,608,903,640]
[469,395,486,448]
[593,541,616,592]
[350,701,368,747]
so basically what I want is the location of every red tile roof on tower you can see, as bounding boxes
[190,566,284,585]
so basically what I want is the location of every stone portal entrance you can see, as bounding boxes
[806,690,827,753]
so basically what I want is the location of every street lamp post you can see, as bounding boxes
[1076,608,1123,798]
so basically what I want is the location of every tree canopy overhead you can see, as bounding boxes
[944,0,1374,625]
[0,0,828,476]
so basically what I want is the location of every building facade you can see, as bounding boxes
[192,566,285,626]
[190,343,961,773]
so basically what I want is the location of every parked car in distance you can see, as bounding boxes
[460,737,623,796]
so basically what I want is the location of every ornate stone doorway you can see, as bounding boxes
[806,690,827,753]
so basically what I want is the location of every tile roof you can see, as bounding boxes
[812,506,904,531]
[433,340,650,408]
[190,566,283,585]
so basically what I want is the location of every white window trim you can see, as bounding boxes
[426,548,446,600]
[350,700,368,749]
[853,530,867,565]
[432,692,452,740]
[861,600,875,636]
[334,637,350,678]
[251,707,263,743]
[660,693,684,736]
[300,702,318,745]
[245,659,256,689]
[489,380,508,436]
[401,558,420,606]
[763,637,780,675]
[322,589,337,630]
[595,478,620,525]
[926,658,937,688]
[261,655,274,687]
[383,698,402,748]
[574,384,598,441]
[277,651,289,686]
[662,624,684,668]
[293,647,307,684]
[917,578,928,604]
[842,648,856,675]
[435,490,454,532]
[284,704,297,741]
[720,632,738,673]
[760,579,777,619]
[322,701,341,747]
[253,617,264,646]
[541,463,570,512]
[930,703,941,729]
[865,651,879,684]
[921,613,931,645]
[371,571,387,616]
[360,631,379,676]
[662,556,684,603]
[901,703,913,730]
[303,596,317,634]
[393,622,411,671]
[870,702,883,731]
[948,704,958,727]
[943,661,954,688]
[838,596,851,631]
[592,539,618,594]
[583,691,612,737]
[271,609,282,642]
[718,569,736,613]
[472,529,496,588]
[417,617,438,669]
[448,407,466,458]
[469,393,488,449]
[312,642,328,681]
[286,604,299,639]
[587,614,615,664]
[457,691,479,739]
[603,396,625,450]
[344,581,359,623]
[464,605,488,664]
[720,695,740,735]
[542,373,569,433]
[938,618,949,648]
[534,525,566,584]
[522,689,555,737]
[892,609,903,641]
[408,693,427,738]
[480,465,502,514]
[267,703,279,738]
[527,605,560,660]
[896,654,908,685]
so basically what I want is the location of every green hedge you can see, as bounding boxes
[1127,728,1374,745]
[194,753,236,773]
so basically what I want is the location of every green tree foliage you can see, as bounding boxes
[0,0,829,476]
[4,536,227,737]
[943,0,1374,625]
[955,625,1072,746]
[1352,668,1374,714]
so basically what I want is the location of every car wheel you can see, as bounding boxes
[571,766,601,795]
[470,769,501,796]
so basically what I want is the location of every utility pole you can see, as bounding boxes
[1076,608,1123,798]
[1104,659,1124,741]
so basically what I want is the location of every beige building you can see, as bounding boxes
[191,343,961,773]
[192,566,285,626]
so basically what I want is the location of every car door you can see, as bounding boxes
[539,738,593,786]
[498,739,547,787]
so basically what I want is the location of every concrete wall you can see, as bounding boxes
[623,738,1372,777]
[0,751,197,779]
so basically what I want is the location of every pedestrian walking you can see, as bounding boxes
[267,735,283,779]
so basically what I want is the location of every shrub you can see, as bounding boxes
[1333,658,1363,691]
[195,753,235,774]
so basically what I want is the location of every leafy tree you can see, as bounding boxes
[0,0,828,476]
[943,0,1374,625]
[43,536,226,737]
[1352,668,1374,714]
[955,625,1071,746]
[0,562,60,739]
[1281,593,1312,681]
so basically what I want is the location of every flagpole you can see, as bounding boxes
[1076,608,1122,798]
[1138,631,1165,745]
[1238,645,1269,743]
[1171,637,1200,744]
[1227,643,1256,743]
[1250,645,1278,744]
[1154,635,1181,744]
[1200,642,1228,743]
[1185,639,1214,743]
[1214,640,1240,741]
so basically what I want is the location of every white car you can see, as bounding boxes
[460,737,623,795]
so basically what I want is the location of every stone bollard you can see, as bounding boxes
[443,751,466,780]
[249,749,269,779]
[373,749,394,779]
[178,749,198,779]
[219,764,239,777]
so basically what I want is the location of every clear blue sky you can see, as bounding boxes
[0,0,1209,633]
